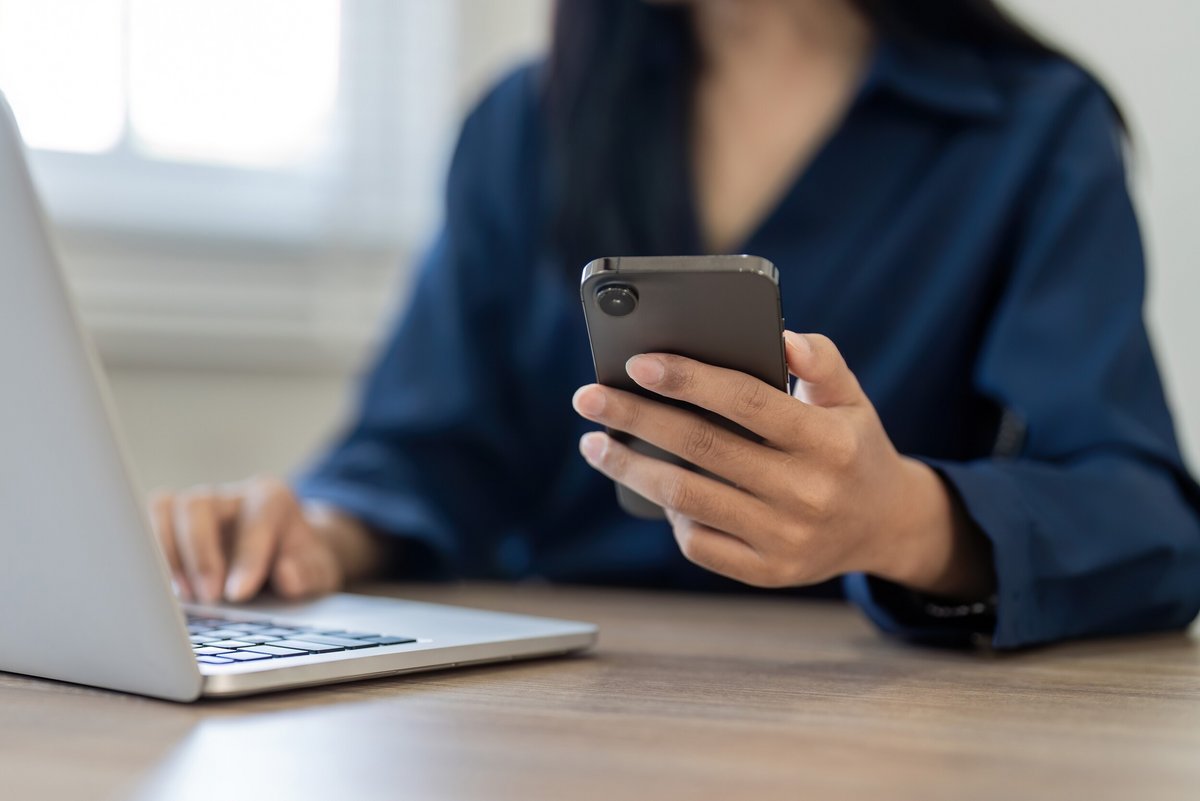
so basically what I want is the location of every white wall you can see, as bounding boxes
[106,369,351,491]
[102,0,1200,495]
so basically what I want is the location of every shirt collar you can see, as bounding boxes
[861,37,1006,121]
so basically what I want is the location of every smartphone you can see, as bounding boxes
[580,255,787,519]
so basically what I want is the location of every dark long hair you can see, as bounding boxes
[544,0,1089,272]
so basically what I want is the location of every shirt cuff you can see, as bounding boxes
[844,457,1042,649]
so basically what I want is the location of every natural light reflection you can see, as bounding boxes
[128,0,341,168]
[0,0,125,153]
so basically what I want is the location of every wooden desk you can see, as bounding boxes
[1,583,1197,801]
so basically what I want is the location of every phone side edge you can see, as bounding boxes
[580,257,620,295]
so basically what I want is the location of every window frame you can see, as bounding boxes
[12,0,465,373]
[24,0,458,250]
[6,0,553,373]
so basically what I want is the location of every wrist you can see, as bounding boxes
[305,504,391,583]
[869,457,994,600]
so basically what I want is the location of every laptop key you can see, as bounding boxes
[209,639,256,648]
[358,636,417,646]
[200,629,248,640]
[268,639,345,654]
[241,644,309,657]
[189,635,219,644]
[256,627,301,638]
[234,635,283,644]
[194,646,235,655]
[197,656,234,664]
[219,650,274,662]
[289,634,382,649]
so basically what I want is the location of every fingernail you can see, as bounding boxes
[572,385,606,417]
[579,432,608,464]
[784,331,812,355]
[627,355,665,386]
[224,568,246,602]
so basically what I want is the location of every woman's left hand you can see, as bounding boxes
[571,331,994,598]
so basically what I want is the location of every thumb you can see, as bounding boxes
[272,512,341,599]
[784,331,866,408]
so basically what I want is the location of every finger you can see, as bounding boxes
[573,383,790,494]
[625,352,815,445]
[149,492,193,601]
[784,331,866,408]
[292,540,342,597]
[580,431,771,535]
[666,512,783,588]
[271,546,335,601]
[272,510,338,599]
[223,480,285,602]
[271,553,305,600]
[173,490,229,604]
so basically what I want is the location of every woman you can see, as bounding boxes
[151,0,1200,648]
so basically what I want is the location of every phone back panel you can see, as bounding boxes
[580,256,786,519]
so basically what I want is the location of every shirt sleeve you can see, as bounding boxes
[293,68,546,579]
[845,78,1200,648]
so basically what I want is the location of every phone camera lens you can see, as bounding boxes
[596,284,637,317]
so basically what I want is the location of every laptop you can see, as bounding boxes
[0,94,596,702]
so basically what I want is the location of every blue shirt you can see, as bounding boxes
[296,39,1200,649]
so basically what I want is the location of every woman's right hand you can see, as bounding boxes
[149,476,366,604]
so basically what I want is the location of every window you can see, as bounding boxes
[0,0,456,246]
[0,0,548,370]
[0,0,126,154]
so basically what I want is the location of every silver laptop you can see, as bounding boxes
[0,94,596,702]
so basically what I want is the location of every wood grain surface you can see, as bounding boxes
[1,582,1197,801]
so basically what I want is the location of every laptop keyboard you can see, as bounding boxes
[187,613,417,665]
